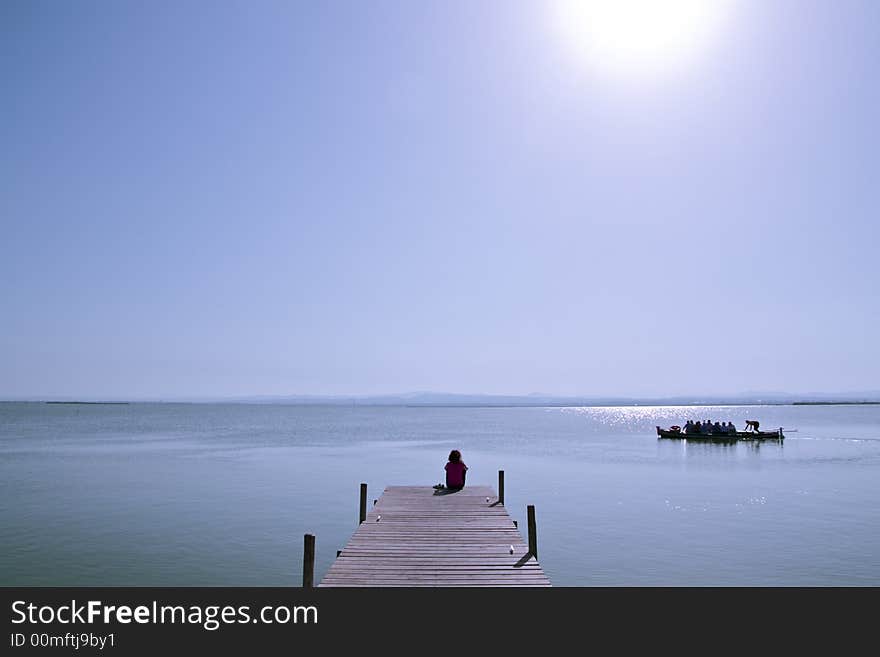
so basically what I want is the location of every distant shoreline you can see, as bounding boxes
[44,401,130,405]
[792,401,880,406]
[0,399,876,407]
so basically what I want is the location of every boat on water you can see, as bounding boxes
[656,425,784,441]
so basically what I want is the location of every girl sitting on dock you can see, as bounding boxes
[442,449,468,491]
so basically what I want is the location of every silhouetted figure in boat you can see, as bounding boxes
[745,420,761,432]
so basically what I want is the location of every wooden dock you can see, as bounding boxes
[319,485,551,587]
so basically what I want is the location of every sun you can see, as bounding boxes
[554,0,733,74]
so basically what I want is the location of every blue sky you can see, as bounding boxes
[2,1,878,399]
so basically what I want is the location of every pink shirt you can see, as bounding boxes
[445,461,467,488]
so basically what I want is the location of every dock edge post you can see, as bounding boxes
[303,533,315,588]
[498,470,505,505]
[527,505,537,560]
[359,483,368,524]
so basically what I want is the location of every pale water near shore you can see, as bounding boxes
[2,402,879,585]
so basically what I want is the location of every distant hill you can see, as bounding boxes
[7,391,880,406]
[221,391,880,407]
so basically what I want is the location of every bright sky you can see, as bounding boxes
[2,1,878,399]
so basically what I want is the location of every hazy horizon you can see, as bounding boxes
[5,387,880,404]
[3,1,878,400]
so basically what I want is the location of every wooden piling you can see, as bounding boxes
[498,470,505,505]
[527,505,537,559]
[303,534,315,588]
[359,483,367,524]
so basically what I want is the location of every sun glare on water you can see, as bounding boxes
[554,0,733,75]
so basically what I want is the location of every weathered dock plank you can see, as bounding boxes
[319,485,550,587]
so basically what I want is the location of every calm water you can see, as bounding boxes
[2,402,879,586]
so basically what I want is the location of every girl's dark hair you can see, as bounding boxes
[448,450,461,463]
